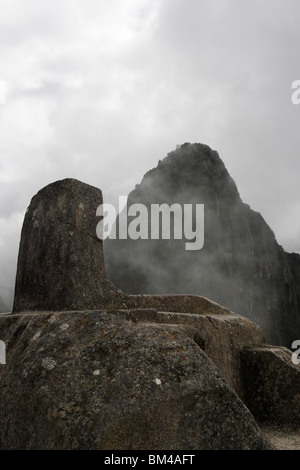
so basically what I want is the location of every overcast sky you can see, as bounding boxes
[1,0,300,308]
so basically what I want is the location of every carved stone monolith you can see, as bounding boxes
[13,178,118,311]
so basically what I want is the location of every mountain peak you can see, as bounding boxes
[106,143,300,347]
[133,142,240,205]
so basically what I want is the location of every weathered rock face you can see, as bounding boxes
[0,310,271,450]
[13,179,119,312]
[105,143,300,347]
[241,346,300,428]
[2,176,300,450]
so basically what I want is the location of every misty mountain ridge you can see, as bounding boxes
[105,142,300,347]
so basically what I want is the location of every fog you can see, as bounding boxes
[1,0,300,309]
[105,144,299,346]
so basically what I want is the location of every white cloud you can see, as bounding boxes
[1,0,300,307]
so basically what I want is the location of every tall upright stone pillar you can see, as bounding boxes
[13,178,118,311]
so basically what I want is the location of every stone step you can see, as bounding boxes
[261,426,300,450]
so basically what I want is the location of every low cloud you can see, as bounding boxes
[1,0,300,307]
